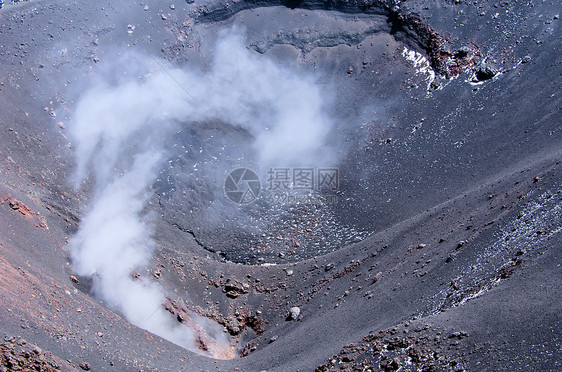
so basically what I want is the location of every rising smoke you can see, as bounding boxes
[68,28,334,355]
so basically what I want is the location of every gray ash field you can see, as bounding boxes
[0,0,561,371]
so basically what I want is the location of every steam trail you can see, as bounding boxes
[68,29,333,354]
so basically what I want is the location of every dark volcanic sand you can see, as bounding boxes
[0,0,561,371]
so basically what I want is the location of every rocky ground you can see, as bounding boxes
[0,0,561,371]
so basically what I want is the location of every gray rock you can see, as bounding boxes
[288,306,300,320]
[474,64,498,81]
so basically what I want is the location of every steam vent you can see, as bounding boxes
[0,0,561,370]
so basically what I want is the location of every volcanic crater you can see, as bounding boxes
[0,0,560,371]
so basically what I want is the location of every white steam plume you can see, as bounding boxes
[68,28,333,354]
